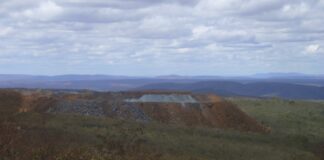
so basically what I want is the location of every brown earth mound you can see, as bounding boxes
[0,89,269,133]
[20,95,57,113]
[133,101,267,133]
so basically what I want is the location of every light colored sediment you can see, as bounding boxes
[125,94,198,103]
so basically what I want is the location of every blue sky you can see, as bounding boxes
[0,0,323,76]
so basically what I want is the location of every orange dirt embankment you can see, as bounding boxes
[135,101,269,133]
[0,90,57,113]
[201,102,268,133]
[20,93,57,113]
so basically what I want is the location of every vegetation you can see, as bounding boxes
[1,97,324,160]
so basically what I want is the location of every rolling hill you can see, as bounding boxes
[1,74,324,99]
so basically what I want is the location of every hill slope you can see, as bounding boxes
[0,89,268,133]
[1,90,323,160]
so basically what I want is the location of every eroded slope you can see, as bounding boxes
[0,89,269,133]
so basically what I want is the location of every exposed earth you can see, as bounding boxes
[1,89,269,133]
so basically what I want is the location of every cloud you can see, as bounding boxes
[192,25,255,43]
[281,2,310,19]
[305,44,320,54]
[60,0,198,9]
[12,1,63,21]
[0,0,323,75]
[0,27,14,37]
[194,0,285,17]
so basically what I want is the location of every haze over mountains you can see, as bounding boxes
[0,73,324,100]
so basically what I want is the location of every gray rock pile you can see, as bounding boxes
[48,99,104,117]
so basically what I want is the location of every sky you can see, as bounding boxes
[0,0,323,76]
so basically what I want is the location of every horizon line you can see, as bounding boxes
[0,72,323,77]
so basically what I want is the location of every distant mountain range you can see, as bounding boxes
[135,81,324,100]
[0,73,324,99]
[251,72,324,79]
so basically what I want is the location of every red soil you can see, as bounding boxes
[135,101,268,133]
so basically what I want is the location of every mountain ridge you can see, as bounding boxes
[1,74,324,99]
[135,81,324,100]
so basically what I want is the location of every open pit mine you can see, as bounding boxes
[0,89,269,133]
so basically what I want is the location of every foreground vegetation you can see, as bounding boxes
[1,97,324,160]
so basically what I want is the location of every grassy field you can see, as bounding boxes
[1,98,324,160]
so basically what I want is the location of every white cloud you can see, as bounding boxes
[135,16,190,39]
[13,1,63,21]
[0,0,324,75]
[176,48,191,53]
[0,27,14,37]
[192,26,211,38]
[191,25,254,43]
[281,2,310,18]
[195,0,285,17]
[305,44,320,54]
